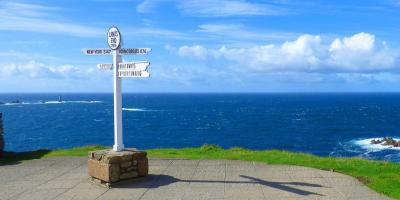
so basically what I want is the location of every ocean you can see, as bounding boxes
[0,93,399,162]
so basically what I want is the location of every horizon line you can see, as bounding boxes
[2,92,400,94]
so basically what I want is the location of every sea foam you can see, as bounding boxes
[44,101,102,104]
[122,108,147,112]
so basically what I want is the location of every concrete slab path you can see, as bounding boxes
[0,157,391,200]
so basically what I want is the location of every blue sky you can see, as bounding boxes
[0,0,400,93]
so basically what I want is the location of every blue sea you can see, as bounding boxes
[1,93,399,162]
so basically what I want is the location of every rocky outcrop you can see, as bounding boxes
[0,113,4,152]
[371,137,400,147]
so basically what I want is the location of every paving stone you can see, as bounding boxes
[289,169,324,178]
[182,187,224,200]
[0,157,391,200]
[10,188,67,200]
[0,180,39,200]
[325,177,363,187]
[36,179,83,189]
[140,188,185,200]
[334,185,391,199]
[54,182,108,200]
[226,160,256,172]
[289,177,330,188]
[224,187,265,200]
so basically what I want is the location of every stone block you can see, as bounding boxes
[88,159,120,182]
[137,157,149,177]
[120,161,132,168]
[90,149,109,160]
[126,166,137,172]
[121,154,133,161]
[120,171,138,180]
[131,151,147,159]
[88,149,148,185]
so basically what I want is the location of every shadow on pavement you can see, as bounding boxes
[112,174,324,196]
[0,149,51,166]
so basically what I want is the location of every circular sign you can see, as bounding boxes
[108,26,121,50]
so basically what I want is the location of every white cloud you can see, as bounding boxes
[178,45,209,59]
[328,32,395,71]
[137,0,289,17]
[0,60,95,79]
[136,0,168,13]
[149,63,241,87]
[170,32,399,73]
[0,2,102,37]
[0,2,59,17]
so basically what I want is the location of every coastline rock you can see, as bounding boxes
[370,137,400,147]
[370,139,382,144]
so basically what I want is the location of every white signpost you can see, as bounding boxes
[97,63,113,70]
[83,48,151,56]
[84,26,151,151]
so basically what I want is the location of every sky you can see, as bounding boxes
[0,0,400,93]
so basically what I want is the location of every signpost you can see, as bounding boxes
[119,48,151,55]
[83,26,151,152]
[97,63,113,70]
[83,48,151,56]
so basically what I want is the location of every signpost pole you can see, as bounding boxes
[84,26,151,152]
[113,49,124,151]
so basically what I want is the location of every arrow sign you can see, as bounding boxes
[118,61,150,78]
[118,70,150,78]
[118,61,149,71]
[97,63,113,70]
[83,48,151,56]
[118,48,151,55]
[96,61,150,71]
[83,48,112,55]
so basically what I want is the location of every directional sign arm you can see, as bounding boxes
[82,48,112,55]
[118,70,150,78]
[118,48,152,55]
[97,63,113,70]
[83,48,151,55]
[118,61,150,71]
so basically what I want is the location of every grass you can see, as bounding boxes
[1,144,400,199]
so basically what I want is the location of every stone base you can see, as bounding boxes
[88,148,148,184]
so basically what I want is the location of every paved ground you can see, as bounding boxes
[0,157,391,200]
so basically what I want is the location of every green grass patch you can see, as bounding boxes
[1,144,400,199]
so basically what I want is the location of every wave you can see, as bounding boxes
[122,108,148,112]
[44,101,102,104]
[353,137,400,151]
[331,137,400,162]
